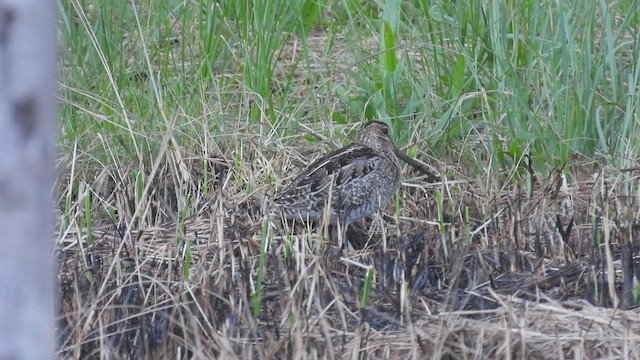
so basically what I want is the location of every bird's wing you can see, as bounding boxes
[275,145,381,209]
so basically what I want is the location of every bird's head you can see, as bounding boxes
[353,121,396,152]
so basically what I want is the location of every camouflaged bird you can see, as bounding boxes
[273,121,406,232]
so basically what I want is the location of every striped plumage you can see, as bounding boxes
[274,121,402,228]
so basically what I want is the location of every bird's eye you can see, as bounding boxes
[381,127,389,135]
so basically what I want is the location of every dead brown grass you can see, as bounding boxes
[54,120,640,359]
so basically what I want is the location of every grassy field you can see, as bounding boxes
[57,0,640,358]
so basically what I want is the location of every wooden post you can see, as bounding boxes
[0,0,56,359]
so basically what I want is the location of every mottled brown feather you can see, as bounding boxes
[274,121,402,226]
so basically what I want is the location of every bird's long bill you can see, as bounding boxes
[393,147,439,182]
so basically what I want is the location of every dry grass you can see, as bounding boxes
[56,2,640,356]
[55,124,640,358]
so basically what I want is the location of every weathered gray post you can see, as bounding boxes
[0,0,56,359]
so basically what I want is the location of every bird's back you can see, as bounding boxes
[274,143,401,224]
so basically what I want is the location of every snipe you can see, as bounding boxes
[273,121,435,241]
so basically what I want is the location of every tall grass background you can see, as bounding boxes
[57,0,640,358]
